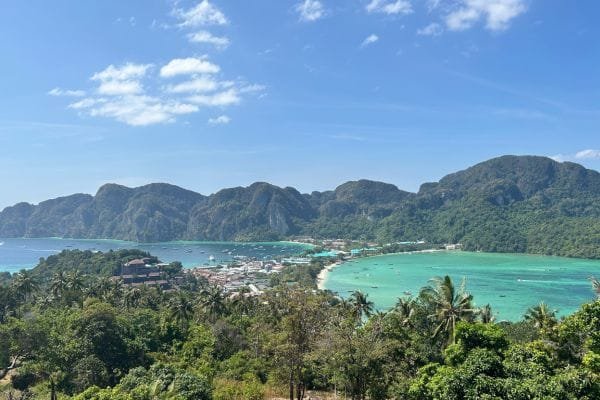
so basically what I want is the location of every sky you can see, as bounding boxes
[0,0,599,209]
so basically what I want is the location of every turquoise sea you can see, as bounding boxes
[322,251,600,321]
[0,238,311,273]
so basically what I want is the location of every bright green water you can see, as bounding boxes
[322,251,600,321]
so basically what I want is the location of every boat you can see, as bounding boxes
[403,290,412,296]
[208,255,215,262]
[371,286,379,289]
[0,241,4,246]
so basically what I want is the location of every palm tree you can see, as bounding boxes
[123,287,142,309]
[50,271,68,299]
[524,302,557,332]
[349,290,374,321]
[419,275,476,344]
[479,304,495,324]
[168,292,193,329]
[589,276,600,298]
[200,285,226,322]
[12,270,39,303]
[394,297,416,327]
[66,270,85,293]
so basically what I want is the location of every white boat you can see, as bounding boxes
[208,255,215,262]
[0,241,4,246]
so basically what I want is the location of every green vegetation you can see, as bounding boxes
[1,250,599,399]
[3,155,600,258]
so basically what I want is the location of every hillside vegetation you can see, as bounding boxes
[2,155,600,258]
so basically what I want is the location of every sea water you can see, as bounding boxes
[0,237,311,273]
[322,251,600,321]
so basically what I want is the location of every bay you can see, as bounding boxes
[322,251,600,321]
[0,238,311,273]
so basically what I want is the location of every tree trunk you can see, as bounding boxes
[289,371,295,400]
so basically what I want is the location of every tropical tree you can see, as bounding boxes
[394,297,416,327]
[479,304,495,324]
[168,292,194,330]
[66,270,85,293]
[12,270,39,303]
[349,291,374,322]
[419,275,476,344]
[50,271,68,300]
[200,285,226,322]
[123,287,142,309]
[524,301,557,333]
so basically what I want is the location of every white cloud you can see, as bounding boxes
[97,80,143,95]
[188,88,241,106]
[417,22,443,36]
[208,115,231,125]
[296,0,325,22]
[176,0,228,27]
[361,34,379,47]
[91,63,151,82]
[86,95,198,126]
[187,30,230,49]
[366,0,413,15]
[550,149,600,163]
[165,76,220,94]
[575,149,600,160]
[445,0,526,31]
[160,57,220,77]
[47,87,86,97]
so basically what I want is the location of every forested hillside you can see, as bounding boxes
[1,155,600,257]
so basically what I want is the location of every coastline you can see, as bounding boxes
[316,248,448,291]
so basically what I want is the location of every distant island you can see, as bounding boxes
[1,155,600,258]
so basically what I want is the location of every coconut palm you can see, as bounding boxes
[66,270,85,293]
[123,287,142,309]
[419,275,476,344]
[394,297,416,327]
[524,302,557,332]
[12,269,39,303]
[168,292,194,329]
[50,271,68,299]
[479,304,495,324]
[349,290,374,321]
[200,285,226,322]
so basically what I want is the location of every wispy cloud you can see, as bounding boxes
[366,0,413,15]
[575,149,600,160]
[47,88,86,97]
[187,30,230,49]
[296,0,326,22]
[175,0,228,27]
[160,57,220,77]
[208,115,231,125]
[551,149,600,163]
[445,0,526,31]
[361,34,379,48]
[417,22,443,36]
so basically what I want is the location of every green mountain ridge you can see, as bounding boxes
[1,155,600,257]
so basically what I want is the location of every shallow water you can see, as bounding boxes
[322,251,600,321]
[0,238,311,273]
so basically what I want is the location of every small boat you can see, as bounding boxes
[403,290,412,296]
[0,241,4,246]
[208,255,215,262]
[371,286,379,289]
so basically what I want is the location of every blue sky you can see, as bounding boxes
[0,0,599,208]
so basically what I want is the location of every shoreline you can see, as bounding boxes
[316,248,448,290]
